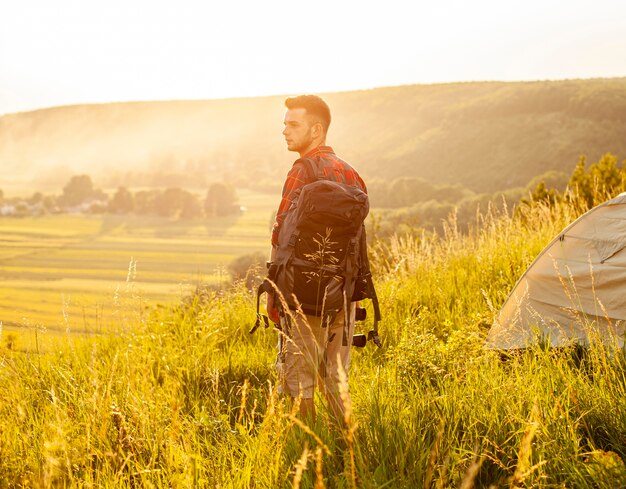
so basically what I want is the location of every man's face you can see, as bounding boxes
[282,108,313,153]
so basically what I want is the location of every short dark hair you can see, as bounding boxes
[284,94,331,133]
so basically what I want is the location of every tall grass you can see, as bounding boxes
[1,196,626,487]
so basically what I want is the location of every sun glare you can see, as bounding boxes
[0,0,625,114]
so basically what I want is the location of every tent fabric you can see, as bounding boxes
[487,193,626,350]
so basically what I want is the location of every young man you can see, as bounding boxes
[268,94,367,422]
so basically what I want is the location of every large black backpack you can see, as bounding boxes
[252,157,381,347]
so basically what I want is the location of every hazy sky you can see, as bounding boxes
[1,0,625,115]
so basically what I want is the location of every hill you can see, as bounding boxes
[2,78,626,195]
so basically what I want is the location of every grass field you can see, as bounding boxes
[0,189,276,350]
[3,194,626,487]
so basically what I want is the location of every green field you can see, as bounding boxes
[3,192,626,487]
[0,189,275,349]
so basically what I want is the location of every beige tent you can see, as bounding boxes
[487,193,626,350]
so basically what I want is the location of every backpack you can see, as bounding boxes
[251,157,381,347]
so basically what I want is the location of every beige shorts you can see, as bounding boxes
[277,305,356,399]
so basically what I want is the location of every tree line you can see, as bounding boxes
[525,153,626,210]
[369,153,625,238]
[0,175,240,218]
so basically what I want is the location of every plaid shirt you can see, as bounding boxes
[271,146,367,246]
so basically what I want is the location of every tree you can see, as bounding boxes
[58,175,106,207]
[153,188,186,217]
[42,195,58,213]
[60,175,94,206]
[134,190,160,215]
[108,187,135,214]
[524,181,561,206]
[180,192,203,219]
[28,192,43,205]
[568,153,626,208]
[205,182,239,217]
[384,178,428,208]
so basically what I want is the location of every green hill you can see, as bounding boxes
[2,78,626,194]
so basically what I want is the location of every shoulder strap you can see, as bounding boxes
[249,279,272,334]
[295,157,323,183]
[358,227,382,347]
[367,274,382,347]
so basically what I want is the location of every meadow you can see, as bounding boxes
[2,191,626,487]
[0,189,274,351]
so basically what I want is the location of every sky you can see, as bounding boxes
[1,0,625,115]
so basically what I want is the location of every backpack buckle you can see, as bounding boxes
[368,329,382,348]
[348,238,357,255]
[288,232,299,247]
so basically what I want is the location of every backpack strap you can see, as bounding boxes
[342,236,360,346]
[250,279,273,334]
[353,227,382,347]
[366,273,382,347]
[295,157,323,183]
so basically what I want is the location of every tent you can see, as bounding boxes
[486,193,626,350]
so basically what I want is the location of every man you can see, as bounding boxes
[268,94,367,422]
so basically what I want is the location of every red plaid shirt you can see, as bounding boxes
[271,146,367,246]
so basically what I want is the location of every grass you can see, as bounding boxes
[0,190,274,350]
[1,195,626,487]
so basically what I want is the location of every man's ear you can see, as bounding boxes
[311,121,324,139]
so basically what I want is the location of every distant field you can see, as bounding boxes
[0,189,276,350]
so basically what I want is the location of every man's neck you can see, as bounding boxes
[299,140,326,158]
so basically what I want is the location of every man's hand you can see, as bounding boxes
[266,293,280,324]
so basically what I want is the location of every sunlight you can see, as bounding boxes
[1,0,625,114]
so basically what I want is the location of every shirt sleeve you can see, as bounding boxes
[271,163,309,246]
